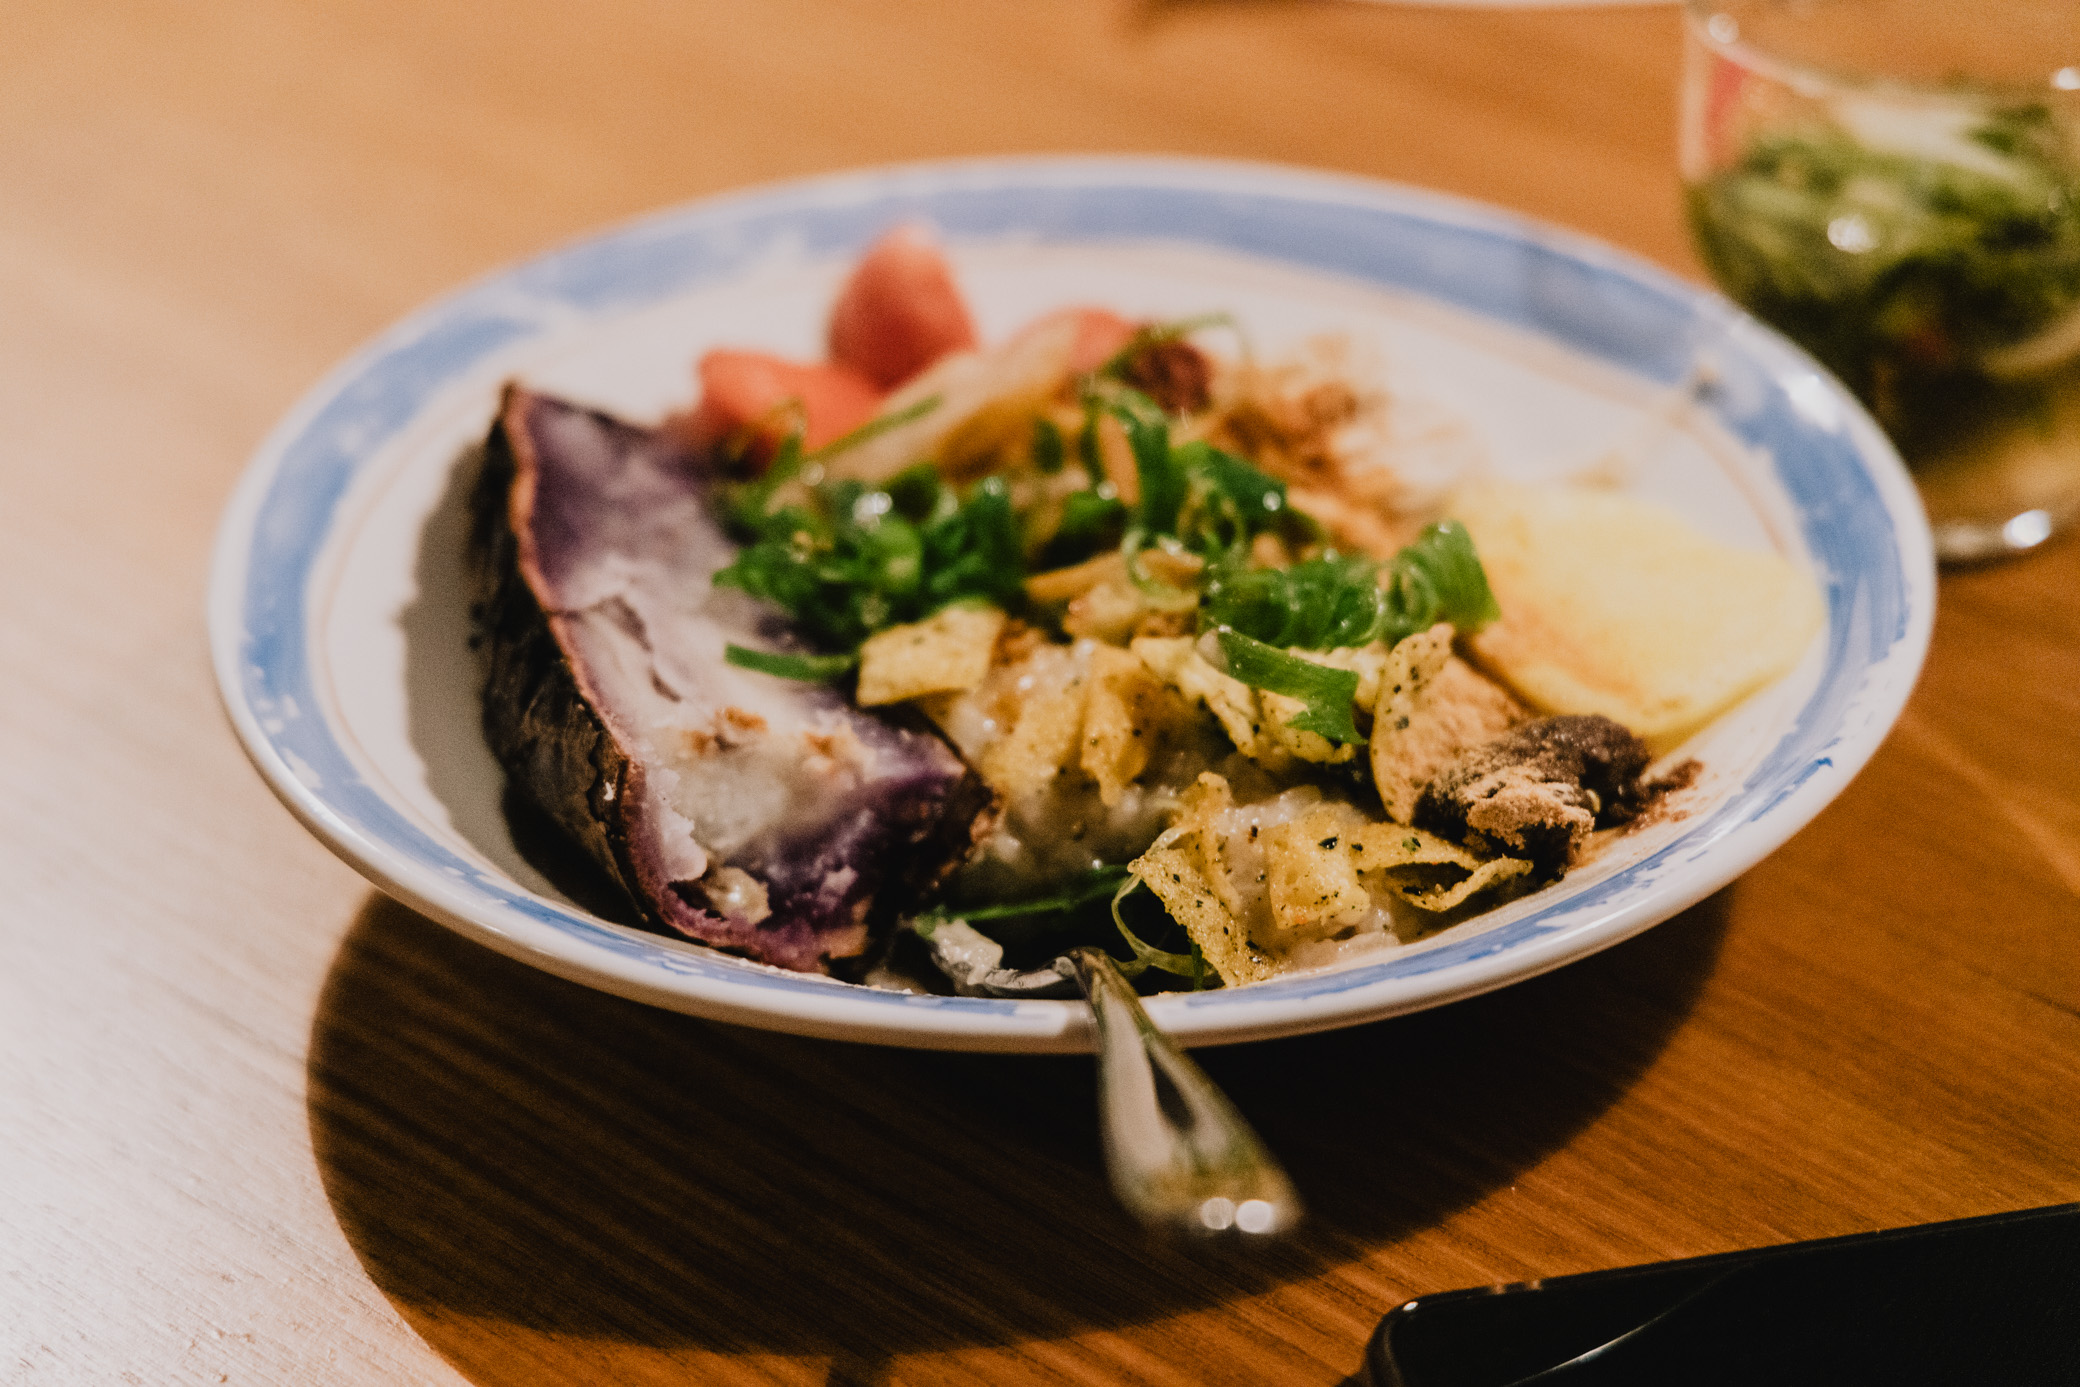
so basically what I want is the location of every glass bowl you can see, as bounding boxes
[1682,0,2080,562]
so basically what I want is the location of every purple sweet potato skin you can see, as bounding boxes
[468,386,991,973]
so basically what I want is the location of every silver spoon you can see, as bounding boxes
[1059,946,1301,1238]
[908,918,1300,1237]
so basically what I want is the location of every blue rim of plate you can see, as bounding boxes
[209,156,1934,1052]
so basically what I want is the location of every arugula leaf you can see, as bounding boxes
[1211,627,1364,744]
[724,644,858,681]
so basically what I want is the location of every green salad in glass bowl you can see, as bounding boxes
[1682,0,2080,560]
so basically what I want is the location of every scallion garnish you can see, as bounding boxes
[714,455,1024,651]
[1210,627,1364,744]
[1200,519,1498,651]
[723,644,859,681]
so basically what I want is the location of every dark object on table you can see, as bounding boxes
[1368,1202,2080,1385]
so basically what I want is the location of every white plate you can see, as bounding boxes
[209,157,1932,1052]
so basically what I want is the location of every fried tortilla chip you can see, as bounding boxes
[1261,804,1372,932]
[978,659,1089,801]
[1129,774,1270,986]
[855,603,1007,706]
[1131,636,1292,769]
[1080,644,1189,806]
[1369,624,1527,823]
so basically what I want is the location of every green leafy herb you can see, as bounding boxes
[1687,103,2080,456]
[1030,415,1066,474]
[1211,627,1364,744]
[1200,520,1498,650]
[1042,486,1130,567]
[722,431,808,531]
[1075,400,1107,486]
[920,475,1024,609]
[1083,385,1183,534]
[723,644,859,681]
[1110,875,1215,988]
[915,864,1133,932]
[1392,519,1502,630]
[715,457,1024,650]
[1085,388,1295,577]
[1172,441,1290,563]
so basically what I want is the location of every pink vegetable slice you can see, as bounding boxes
[827,224,980,390]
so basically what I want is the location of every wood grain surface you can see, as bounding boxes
[4,2,2077,1383]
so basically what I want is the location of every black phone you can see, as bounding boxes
[1367,1202,2080,1386]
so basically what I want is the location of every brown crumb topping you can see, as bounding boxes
[1414,715,1652,877]
[1117,338,1213,414]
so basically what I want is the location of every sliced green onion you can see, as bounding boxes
[1031,415,1066,474]
[1212,627,1364,744]
[723,644,858,681]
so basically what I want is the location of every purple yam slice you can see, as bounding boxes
[468,385,994,973]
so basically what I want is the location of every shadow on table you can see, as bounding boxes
[308,890,1730,1386]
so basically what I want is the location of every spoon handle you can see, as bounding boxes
[1063,946,1301,1237]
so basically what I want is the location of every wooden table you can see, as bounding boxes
[6,2,2077,1382]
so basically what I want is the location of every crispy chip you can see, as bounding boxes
[1079,644,1188,806]
[1345,820,1485,871]
[978,662,1089,801]
[1369,624,1525,823]
[1261,805,1372,932]
[1131,636,1291,769]
[1131,846,1271,987]
[1168,773,1243,916]
[1063,577,1153,644]
[1262,689,1358,765]
[1391,857,1533,912]
[1177,770,1235,824]
[1344,820,1530,912]
[1027,550,1128,605]
[855,603,1007,706]
[1127,773,1268,987]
